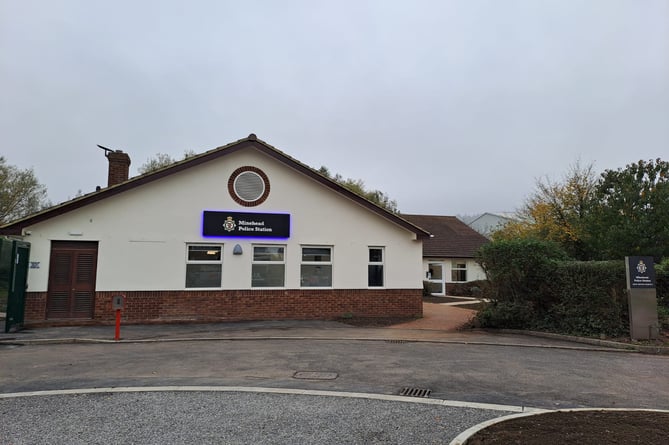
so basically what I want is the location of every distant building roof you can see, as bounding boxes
[403,214,489,258]
[467,212,518,237]
[469,212,517,224]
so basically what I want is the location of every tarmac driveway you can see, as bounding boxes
[2,337,668,410]
[1,302,668,444]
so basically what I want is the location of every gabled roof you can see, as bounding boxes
[0,135,430,239]
[402,214,489,258]
[468,212,517,225]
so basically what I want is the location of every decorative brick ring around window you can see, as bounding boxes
[228,166,270,206]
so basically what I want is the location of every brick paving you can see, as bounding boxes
[388,302,477,331]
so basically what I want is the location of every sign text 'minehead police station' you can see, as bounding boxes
[626,256,656,289]
[202,211,290,238]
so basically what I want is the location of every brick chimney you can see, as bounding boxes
[107,150,131,186]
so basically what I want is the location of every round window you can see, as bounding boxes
[228,167,270,206]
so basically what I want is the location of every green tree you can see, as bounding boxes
[0,157,50,224]
[493,161,597,259]
[588,158,669,261]
[318,166,399,213]
[138,150,197,175]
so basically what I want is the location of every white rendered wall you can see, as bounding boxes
[421,258,486,284]
[23,147,423,292]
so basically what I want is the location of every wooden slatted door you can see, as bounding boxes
[47,241,98,319]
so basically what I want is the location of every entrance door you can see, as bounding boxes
[47,241,98,319]
[427,262,445,296]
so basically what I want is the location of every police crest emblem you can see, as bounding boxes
[223,216,237,232]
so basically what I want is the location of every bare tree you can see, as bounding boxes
[138,150,198,175]
[0,157,50,224]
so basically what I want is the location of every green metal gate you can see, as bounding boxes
[1,238,31,333]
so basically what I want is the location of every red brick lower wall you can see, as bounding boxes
[24,289,423,326]
[24,292,47,322]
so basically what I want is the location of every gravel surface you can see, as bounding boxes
[0,391,510,444]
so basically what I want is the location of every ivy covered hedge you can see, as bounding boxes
[475,239,636,337]
[656,261,669,308]
[655,262,669,329]
[541,261,628,336]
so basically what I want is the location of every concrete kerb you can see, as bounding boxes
[0,385,537,414]
[2,323,666,354]
[0,334,641,354]
[448,407,669,445]
[496,328,669,355]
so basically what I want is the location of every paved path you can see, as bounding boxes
[389,302,476,330]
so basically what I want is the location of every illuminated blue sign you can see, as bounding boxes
[203,211,290,238]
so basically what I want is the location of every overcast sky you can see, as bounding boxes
[2,0,668,216]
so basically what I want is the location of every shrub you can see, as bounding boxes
[655,265,669,309]
[476,239,568,304]
[654,263,668,333]
[449,280,488,297]
[658,306,669,330]
[422,280,442,296]
[477,301,535,329]
[475,239,634,337]
[542,261,628,336]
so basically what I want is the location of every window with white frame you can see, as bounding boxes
[252,245,285,287]
[301,246,332,287]
[368,247,384,287]
[186,244,222,288]
[451,261,467,282]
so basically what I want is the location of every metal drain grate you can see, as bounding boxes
[385,340,408,344]
[400,387,431,398]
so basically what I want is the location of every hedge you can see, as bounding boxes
[656,267,669,309]
[474,239,655,337]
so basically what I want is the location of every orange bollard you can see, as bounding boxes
[115,308,121,341]
[111,295,124,341]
